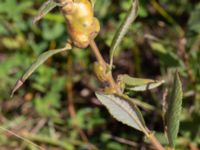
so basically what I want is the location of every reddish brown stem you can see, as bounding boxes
[147,133,165,150]
[89,40,165,150]
[66,56,89,143]
[89,40,117,89]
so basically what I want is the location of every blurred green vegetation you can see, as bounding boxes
[0,0,199,149]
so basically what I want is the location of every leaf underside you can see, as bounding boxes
[95,92,146,132]
[119,74,165,91]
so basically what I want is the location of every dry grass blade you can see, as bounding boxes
[0,126,45,150]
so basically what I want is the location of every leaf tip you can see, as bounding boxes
[10,79,24,98]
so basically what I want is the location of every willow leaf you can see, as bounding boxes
[118,74,165,91]
[166,72,183,148]
[129,80,165,91]
[95,92,146,132]
[109,0,138,67]
[11,44,72,97]
[33,0,59,24]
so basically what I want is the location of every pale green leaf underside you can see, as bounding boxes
[11,45,72,97]
[166,72,183,148]
[109,0,138,67]
[33,0,59,24]
[119,74,165,91]
[129,80,165,91]
[95,92,146,132]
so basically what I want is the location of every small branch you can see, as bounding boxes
[89,40,106,67]
[110,135,138,147]
[89,40,165,150]
[66,56,89,143]
[145,130,165,150]
[89,40,117,89]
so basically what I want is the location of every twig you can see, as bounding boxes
[0,126,45,150]
[89,40,117,89]
[31,119,47,134]
[146,131,165,150]
[110,135,138,147]
[66,56,89,143]
[89,39,165,150]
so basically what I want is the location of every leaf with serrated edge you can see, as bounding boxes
[95,92,146,133]
[11,44,72,97]
[166,72,183,148]
[109,0,138,67]
[119,74,165,91]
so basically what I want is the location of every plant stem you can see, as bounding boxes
[89,40,117,89]
[145,129,165,150]
[89,40,165,150]
[148,135,165,150]
[66,56,89,143]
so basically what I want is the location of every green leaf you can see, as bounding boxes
[109,0,138,67]
[150,42,184,68]
[166,72,183,148]
[33,0,59,24]
[90,0,96,8]
[95,92,146,132]
[188,3,200,33]
[118,74,164,91]
[11,44,72,97]
[116,94,155,111]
